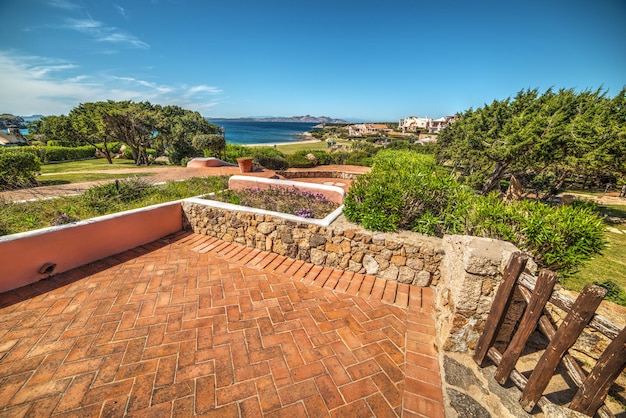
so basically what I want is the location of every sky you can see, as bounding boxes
[0,0,624,122]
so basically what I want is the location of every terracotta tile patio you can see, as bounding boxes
[0,231,443,417]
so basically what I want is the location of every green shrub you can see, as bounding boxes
[0,146,46,161]
[123,147,157,160]
[222,144,253,164]
[293,150,335,165]
[95,142,123,153]
[286,154,315,168]
[344,149,607,274]
[249,146,285,158]
[0,152,41,190]
[44,146,95,162]
[344,150,463,232]
[254,154,289,170]
[47,140,82,147]
[82,177,152,214]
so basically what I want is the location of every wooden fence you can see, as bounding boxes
[474,252,626,417]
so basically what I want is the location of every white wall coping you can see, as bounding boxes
[228,175,346,199]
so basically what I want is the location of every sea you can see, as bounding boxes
[208,120,320,145]
[17,120,320,146]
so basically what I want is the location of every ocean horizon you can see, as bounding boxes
[18,120,320,146]
[209,120,319,145]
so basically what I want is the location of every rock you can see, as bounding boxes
[309,234,327,248]
[397,266,415,284]
[348,260,362,272]
[305,153,318,165]
[447,388,491,418]
[382,266,399,281]
[413,271,431,286]
[362,255,379,275]
[407,257,425,271]
[257,222,275,235]
[444,356,488,395]
[310,248,327,265]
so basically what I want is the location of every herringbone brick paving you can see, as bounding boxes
[0,231,443,417]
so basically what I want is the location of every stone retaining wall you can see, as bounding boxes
[182,201,443,286]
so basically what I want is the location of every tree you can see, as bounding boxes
[27,114,82,145]
[101,101,156,165]
[153,106,222,165]
[436,87,626,198]
[69,102,116,164]
[192,133,226,158]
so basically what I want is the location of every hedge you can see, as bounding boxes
[0,152,41,190]
[0,145,95,162]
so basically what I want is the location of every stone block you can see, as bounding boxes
[413,270,431,286]
[348,260,362,272]
[406,257,424,271]
[310,249,327,265]
[257,222,275,235]
[382,265,399,281]
[362,255,379,275]
[325,242,341,253]
[397,266,415,284]
[390,255,406,266]
[309,233,327,248]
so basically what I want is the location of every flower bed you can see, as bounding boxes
[204,186,339,219]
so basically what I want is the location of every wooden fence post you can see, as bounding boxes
[473,252,528,366]
[569,326,626,416]
[519,284,607,412]
[493,269,558,385]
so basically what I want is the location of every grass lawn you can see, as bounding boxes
[564,224,626,304]
[274,140,351,155]
[39,159,171,174]
[37,172,154,186]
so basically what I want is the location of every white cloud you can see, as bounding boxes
[63,18,149,49]
[114,4,128,20]
[47,0,80,11]
[0,51,223,116]
[186,85,223,96]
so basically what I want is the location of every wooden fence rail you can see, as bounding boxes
[474,252,626,417]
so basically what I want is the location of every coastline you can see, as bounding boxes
[240,138,321,147]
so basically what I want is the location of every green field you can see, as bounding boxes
[566,225,626,301]
[37,172,154,186]
[273,140,351,155]
[39,159,158,174]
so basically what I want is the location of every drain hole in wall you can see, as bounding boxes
[38,262,57,275]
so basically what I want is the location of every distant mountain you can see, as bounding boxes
[21,114,44,122]
[211,115,349,124]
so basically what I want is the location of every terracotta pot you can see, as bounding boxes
[237,157,253,173]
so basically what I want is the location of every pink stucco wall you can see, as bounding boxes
[0,202,183,294]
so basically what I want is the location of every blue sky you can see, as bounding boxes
[0,0,624,121]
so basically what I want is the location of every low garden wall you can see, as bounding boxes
[182,200,444,286]
[0,202,183,293]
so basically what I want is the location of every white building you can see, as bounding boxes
[398,115,458,133]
